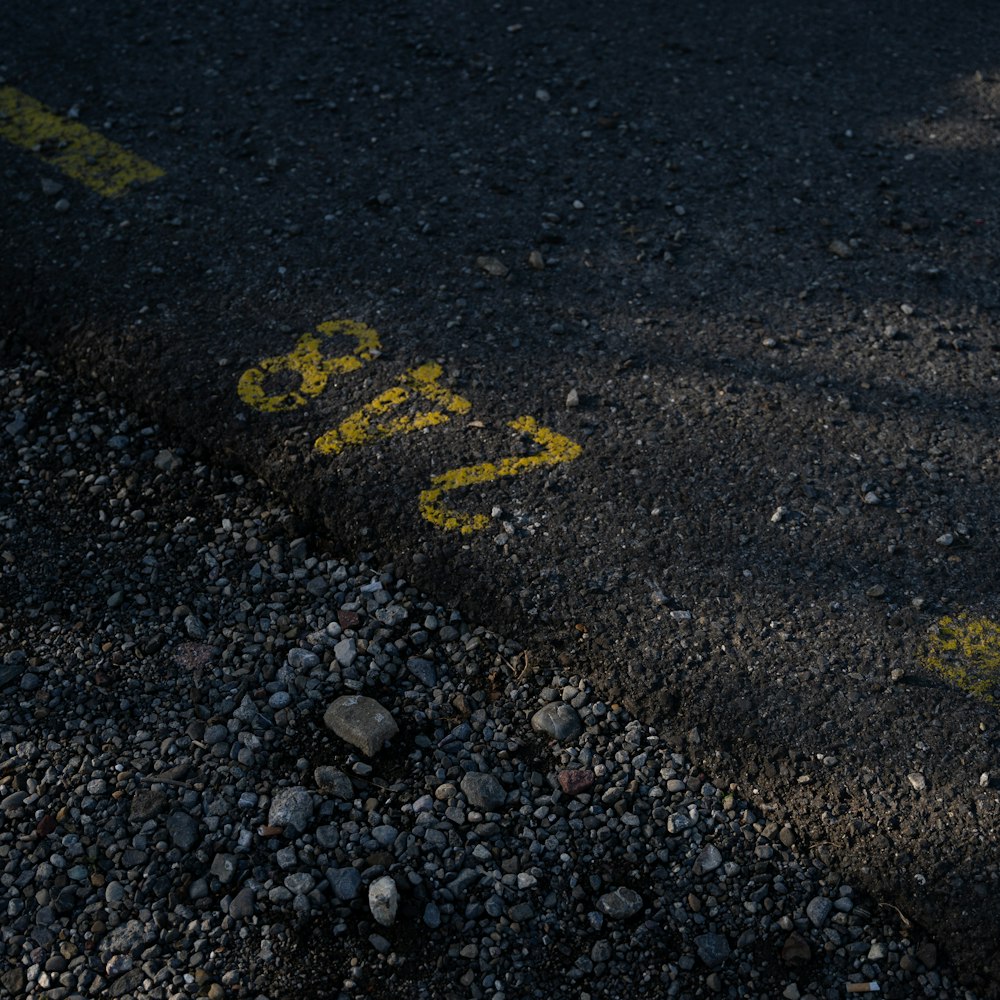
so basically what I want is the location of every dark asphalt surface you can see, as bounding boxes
[3,1,1000,990]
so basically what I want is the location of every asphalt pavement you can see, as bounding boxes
[2,1,1000,990]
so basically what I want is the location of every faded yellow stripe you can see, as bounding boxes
[0,86,164,197]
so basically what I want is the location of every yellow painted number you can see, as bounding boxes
[237,319,381,413]
[314,362,471,455]
[419,415,582,534]
[924,613,1000,703]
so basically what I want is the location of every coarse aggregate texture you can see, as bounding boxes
[0,353,987,998]
[3,11,1000,983]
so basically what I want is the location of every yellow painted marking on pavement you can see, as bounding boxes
[924,613,1000,703]
[238,320,381,413]
[0,86,164,197]
[419,415,582,533]
[314,362,471,455]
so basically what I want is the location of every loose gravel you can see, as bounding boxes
[0,351,981,999]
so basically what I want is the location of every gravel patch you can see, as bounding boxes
[0,351,981,999]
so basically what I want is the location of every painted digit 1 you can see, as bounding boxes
[418,415,583,534]
[237,319,381,413]
[313,362,471,455]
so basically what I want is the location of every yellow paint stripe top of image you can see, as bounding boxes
[0,86,164,197]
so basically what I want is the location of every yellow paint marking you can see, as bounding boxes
[0,86,164,197]
[314,362,471,455]
[924,613,1000,703]
[238,320,381,413]
[419,415,582,533]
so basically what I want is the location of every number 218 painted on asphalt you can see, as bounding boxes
[236,319,582,534]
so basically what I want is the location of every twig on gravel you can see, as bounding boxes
[138,775,194,789]
[878,901,912,929]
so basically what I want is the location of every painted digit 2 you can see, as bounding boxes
[419,416,583,534]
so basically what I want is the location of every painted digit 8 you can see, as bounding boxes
[237,319,381,413]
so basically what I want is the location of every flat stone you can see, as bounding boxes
[596,887,643,920]
[423,901,441,928]
[323,695,398,756]
[695,932,731,969]
[806,895,832,929]
[210,853,237,884]
[460,772,506,811]
[103,918,155,956]
[530,702,582,741]
[314,765,353,799]
[0,966,26,996]
[695,844,723,874]
[329,866,362,901]
[406,656,437,687]
[108,967,146,997]
[334,637,357,668]
[166,811,199,851]
[557,768,595,795]
[129,789,167,823]
[267,786,314,835]
[368,875,399,927]
[667,813,693,833]
[228,886,255,918]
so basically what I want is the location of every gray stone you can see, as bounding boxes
[228,886,255,918]
[166,811,199,851]
[695,844,723,874]
[108,967,146,997]
[334,637,357,668]
[530,702,583,741]
[210,853,237,884]
[323,695,398,756]
[460,772,506,811]
[285,872,315,895]
[314,766,353,799]
[103,918,155,956]
[375,605,407,626]
[695,932,731,969]
[368,875,399,926]
[267,786,314,834]
[372,824,398,847]
[806,895,832,929]
[668,813,693,833]
[597,887,643,920]
[329,866,362,901]
[406,656,437,686]
[1,966,26,996]
[423,901,441,928]
[203,723,229,745]
[287,648,320,670]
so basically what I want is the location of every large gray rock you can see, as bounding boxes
[460,772,506,811]
[323,695,398,756]
[530,702,583,741]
